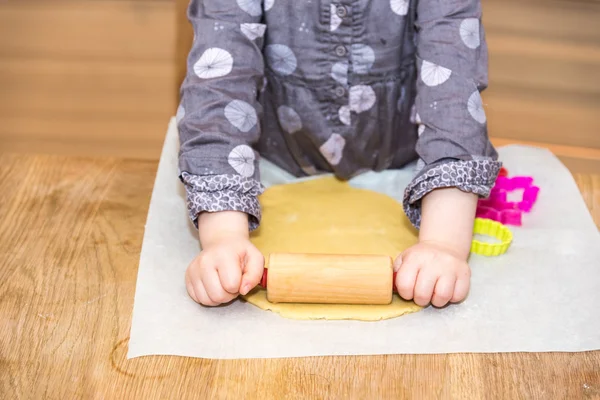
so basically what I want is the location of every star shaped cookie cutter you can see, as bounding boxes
[476,170,540,226]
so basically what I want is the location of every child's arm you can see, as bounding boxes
[178,0,266,231]
[397,0,501,307]
[179,1,267,305]
[395,188,476,308]
[420,188,478,261]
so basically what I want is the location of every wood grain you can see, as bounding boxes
[0,1,176,159]
[176,0,193,101]
[0,1,173,61]
[1,153,599,399]
[0,57,174,159]
[482,0,600,150]
[490,138,600,174]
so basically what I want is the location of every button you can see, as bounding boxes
[335,45,347,57]
[336,5,347,18]
[334,86,346,97]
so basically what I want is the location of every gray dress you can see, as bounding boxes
[178,0,501,230]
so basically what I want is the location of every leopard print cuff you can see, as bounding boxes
[403,159,502,228]
[181,172,265,231]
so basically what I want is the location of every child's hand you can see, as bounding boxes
[185,211,264,306]
[394,241,471,308]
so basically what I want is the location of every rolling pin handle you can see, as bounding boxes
[392,271,398,293]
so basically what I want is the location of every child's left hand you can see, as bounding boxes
[393,241,471,308]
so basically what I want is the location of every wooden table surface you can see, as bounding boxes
[1,153,599,399]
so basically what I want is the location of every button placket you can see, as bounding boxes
[332,3,348,59]
[328,3,351,108]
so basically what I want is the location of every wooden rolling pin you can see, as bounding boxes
[258,253,399,305]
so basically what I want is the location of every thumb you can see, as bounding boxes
[217,252,243,295]
[239,247,265,295]
[394,251,420,301]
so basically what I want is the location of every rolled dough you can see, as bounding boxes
[244,176,422,321]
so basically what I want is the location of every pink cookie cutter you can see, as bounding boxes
[476,175,540,226]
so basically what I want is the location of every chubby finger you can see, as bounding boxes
[413,270,437,307]
[185,269,199,303]
[217,253,243,294]
[194,281,221,306]
[187,265,220,306]
[187,264,219,305]
[240,247,265,295]
[451,274,471,303]
[395,254,420,301]
[200,281,227,306]
[431,274,456,308]
[201,266,237,304]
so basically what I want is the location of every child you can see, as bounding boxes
[178,0,500,308]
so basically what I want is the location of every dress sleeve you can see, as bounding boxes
[177,0,267,230]
[403,0,501,228]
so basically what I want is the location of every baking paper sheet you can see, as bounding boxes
[128,118,600,359]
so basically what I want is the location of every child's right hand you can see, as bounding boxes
[185,211,264,306]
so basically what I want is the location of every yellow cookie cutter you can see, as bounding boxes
[471,218,513,257]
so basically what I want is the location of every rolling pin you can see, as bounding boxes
[258,253,399,305]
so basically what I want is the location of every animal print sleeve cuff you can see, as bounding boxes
[180,172,265,231]
[403,159,502,229]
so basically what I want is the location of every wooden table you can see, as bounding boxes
[1,153,599,399]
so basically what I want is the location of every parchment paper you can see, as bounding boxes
[128,118,600,359]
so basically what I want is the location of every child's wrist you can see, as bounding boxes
[419,221,474,259]
[198,211,249,247]
[419,187,478,260]
[418,237,471,261]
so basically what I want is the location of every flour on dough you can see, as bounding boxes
[244,176,421,321]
